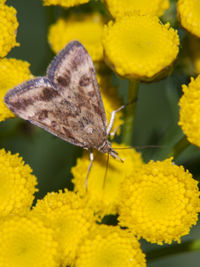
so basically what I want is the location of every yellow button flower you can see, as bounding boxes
[43,0,89,7]
[0,216,59,267]
[103,0,169,18]
[72,143,144,217]
[103,15,179,81]
[75,225,146,267]
[118,158,200,244]
[48,13,104,61]
[0,58,33,122]
[0,149,37,218]
[33,190,95,266]
[177,0,200,38]
[0,3,19,57]
[179,75,200,147]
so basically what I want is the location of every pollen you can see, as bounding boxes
[103,15,179,81]
[43,0,89,7]
[0,3,19,57]
[0,58,33,122]
[48,13,104,61]
[103,0,169,18]
[0,149,37,218]
[118,158,200,244]
[177,0,200,38]
[72,143,144,217]
[75,225,146,267]
[179,75,200,147]
[33,189,95,266]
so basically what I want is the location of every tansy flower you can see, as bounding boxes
[0,149,37,218]
[118,158,200,244]
[0,58,32,122]
[177,0,200,38]
[103,15,179,81]
[179,75,200,147]
[103,0,169,18]
[33,190,95,266]
[48,13,104,61]
[71,143,144,217]
[43,0,89,7]
[0,3,19,57]
[97,74,123,137]
[75,225,146,267]
[0,216,59,267]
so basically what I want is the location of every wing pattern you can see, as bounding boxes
[4,41,108,150]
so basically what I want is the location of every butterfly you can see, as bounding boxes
[4,41,122,183]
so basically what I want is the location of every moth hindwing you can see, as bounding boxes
[4,40,118,157]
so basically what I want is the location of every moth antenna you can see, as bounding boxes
[85,150,94,190]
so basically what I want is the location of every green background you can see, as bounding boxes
[1,0,199,266]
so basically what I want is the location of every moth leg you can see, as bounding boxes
[85,150,94,190]
[106,105,125,136]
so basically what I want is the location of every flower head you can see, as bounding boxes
[48,13,104,61]
[179,75,200,147]
[118,158,200,244]
[0,149,37,218]
[103,15,179,81]
[72,143,144,217]
[33,190,95,266]
[0,216,59,267]
[43,0,89,7]
[75,225,146,267]
[177,0,200,38]
[103,0,169,18]
[0,58,33,122]
[0,3,19,57]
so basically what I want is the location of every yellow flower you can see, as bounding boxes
[0,216,59,267]
[0,149,37,218]
[177,0,200,38]
[43,0,89,7]
[72,143,144,217]
[97,74,123,137]
[103,0,169,18]
[33,190,95,266]
[118,158,200,244]
[0,3,19,57]
[48,13,104,61]
[103,15,179,81]
[0,58,33,122]
[179,75,200,147]
[75,225,146,267]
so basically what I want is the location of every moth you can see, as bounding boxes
[4,41,122,184]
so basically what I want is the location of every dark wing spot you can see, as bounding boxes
[92,104,102,116]
[8,97,33,111]
[79,74,91,86]
[40,87,59,101]
[56,69,71,87]
[62,127,76,141]
[88,91,95,97]
[51,121,57,128]
[38,110,48,120]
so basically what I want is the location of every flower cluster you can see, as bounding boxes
[0,0,200,267]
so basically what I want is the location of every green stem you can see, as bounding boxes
[147,239,200,262]
[172,135,191,160]
[122,80,139,145]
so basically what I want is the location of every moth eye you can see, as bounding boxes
[79,74,91,86]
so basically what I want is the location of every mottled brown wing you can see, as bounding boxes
[4,41,108,150]
[46,40,108,148]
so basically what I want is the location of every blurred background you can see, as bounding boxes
[1,1,199,266]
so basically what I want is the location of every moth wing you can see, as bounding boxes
[4,77,90,148]
[46,41,108,149]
